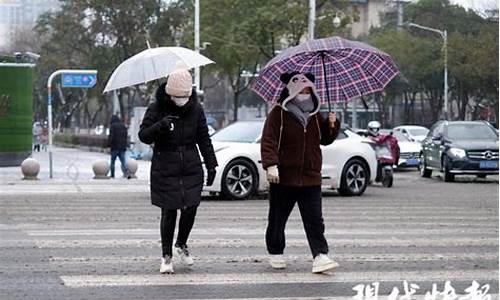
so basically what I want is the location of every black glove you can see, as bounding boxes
[206,168,216,186]
[159,115,178,131]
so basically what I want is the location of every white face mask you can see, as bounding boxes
[172,96,189,107]
[296,93,312,102]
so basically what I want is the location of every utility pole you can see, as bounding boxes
[308,0,316,40]
[443,29,448,120]
[194,0,201,93]
[396,1,404,30]
[352,98,358,129]
[404,22,449,120]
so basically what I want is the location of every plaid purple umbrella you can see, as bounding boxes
[251,36,400,111]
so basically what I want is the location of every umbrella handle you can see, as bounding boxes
[320,51,332,113]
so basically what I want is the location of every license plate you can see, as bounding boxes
[479,160,498,169]
[406,158,419,166]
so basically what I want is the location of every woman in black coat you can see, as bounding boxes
[139,69,217,274]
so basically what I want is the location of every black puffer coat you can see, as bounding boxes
[138,83,218,209]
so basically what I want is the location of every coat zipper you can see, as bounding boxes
[179,119,186,208]
[300,127,306,186]
[283,110,312,186]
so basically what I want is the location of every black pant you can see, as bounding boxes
[266,184,329,258]
[160,206,198,258]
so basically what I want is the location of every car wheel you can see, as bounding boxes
[442,155,455,182]
[477,174,487,179]
[419,153,432,178]
[221,158,258,200]
[338,158,368,196]
[382,173,393,187]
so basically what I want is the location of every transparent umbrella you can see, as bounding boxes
[103,47,214,93]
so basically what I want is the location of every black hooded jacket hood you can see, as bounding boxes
[155,82,198,116]
[110,115,120,125]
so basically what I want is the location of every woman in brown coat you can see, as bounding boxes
[260,72,341,273]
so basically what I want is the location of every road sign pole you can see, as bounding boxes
[48,90,53,178]
[47,69,97,178]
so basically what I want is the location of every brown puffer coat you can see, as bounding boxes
[260,100,340,187]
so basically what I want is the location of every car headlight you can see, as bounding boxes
[449,147,466,158]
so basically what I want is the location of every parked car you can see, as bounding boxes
[419,120,499,182]
[202,120,377,199]
[393,125,429,142]
[392,130,422,168]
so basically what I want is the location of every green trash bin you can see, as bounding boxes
[0,63,35,167]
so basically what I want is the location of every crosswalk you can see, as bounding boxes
[60,270,498,287]
[1,175,499,300]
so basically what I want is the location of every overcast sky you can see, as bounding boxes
[450,0,498,11]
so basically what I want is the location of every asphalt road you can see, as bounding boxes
[0,169,498,300]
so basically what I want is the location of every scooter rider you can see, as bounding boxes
[367,121,381,137]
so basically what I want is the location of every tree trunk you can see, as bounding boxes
[84,102,91,134]
[403,92,409,123]
[118,91,126,120]
[418,92,425,125]
[493,100,499,128]
[459,90,469,121]
[233,91,240,122]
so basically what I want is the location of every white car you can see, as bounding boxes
[203,121,377,199]
[392,130,422,168]
[393,125,429,142]
[208,125,216,136]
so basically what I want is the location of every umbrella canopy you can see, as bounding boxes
[251,37,399,109]
[103,47,214,93]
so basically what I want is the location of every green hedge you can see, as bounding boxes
[54,133,108,148]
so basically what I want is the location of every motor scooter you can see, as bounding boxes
[367,134,399,187]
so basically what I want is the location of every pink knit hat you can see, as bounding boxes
[166,69,193,97]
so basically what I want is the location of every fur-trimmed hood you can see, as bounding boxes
[278,72,321,116]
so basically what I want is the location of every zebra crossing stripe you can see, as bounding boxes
[60,270,498,287]
[49,252,499,263]
[32,237,499,248]
[24,228,497,236]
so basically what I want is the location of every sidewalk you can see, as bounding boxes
[0,147,151,194]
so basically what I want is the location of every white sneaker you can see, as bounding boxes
[160,256,174,274]
[312,254,339,273]
[269,254,286,269]
[174,245,194,266]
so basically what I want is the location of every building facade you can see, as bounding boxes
[0,0,60,49]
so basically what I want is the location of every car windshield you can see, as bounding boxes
[408,128,428,136]
[393,130,410,142]
[211,122,264,143]
[446,124,498,140]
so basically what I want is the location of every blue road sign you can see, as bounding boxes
[61,73,97,88]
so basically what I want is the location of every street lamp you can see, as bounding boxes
[404,22,449,120]
[194,1,212,98]
[332,14,341,28]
